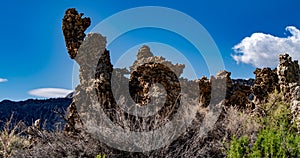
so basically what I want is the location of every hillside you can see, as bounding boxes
[0,98,71,131]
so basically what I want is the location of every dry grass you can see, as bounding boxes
[0,99,263,157]
[0,115,29,158]
[223,107,260,148]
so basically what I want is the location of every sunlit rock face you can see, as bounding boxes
[129,45,182,105]
[277,54,300,132]
[63,31,191,132]
[277,54,300,101]
[291,86,300,133]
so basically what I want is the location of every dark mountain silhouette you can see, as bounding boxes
[0,98,71,131]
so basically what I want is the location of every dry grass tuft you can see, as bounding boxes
[0,115,29,158]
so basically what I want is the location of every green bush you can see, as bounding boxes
[95,153,106,158]
[227,127,299,158]
[227,92,300,158]
[250,128,299,158]
[227,135,250,158]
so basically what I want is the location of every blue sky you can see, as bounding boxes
[0,0,300,101]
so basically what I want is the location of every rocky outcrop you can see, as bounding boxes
[66,33,191,132]
[64,101,82,134]
[62,8,91,59]
[277,54,300,101]
[277,54,300,132]
[129,46,182,119]
[64,33,108,134]
[62,8,92,134]
[251,54,300,104]
[252,68,279,104]
[198,76,211,107]
[130,45,185,77]
[248,54,300,132]
[291,86,300,133]
[61,8,299,135]
[198,70,252,109]
[277,54,300,85]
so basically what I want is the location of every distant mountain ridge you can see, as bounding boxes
[0,98,71,131]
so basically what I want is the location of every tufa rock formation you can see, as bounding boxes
[198,76,211,107]
[129,45,182,117]
[291,86,300,133]
[277,54,300,101]
[64,101,82,134]
[66,32,194,133]
[62,8,91,59]
[130,45,185,77]
[198,70,253,110]
[277,54,300,132]
[252,67,279,104]
[62,8,91,134]
[277,54,300,85]
[251,54,299,103]
[250,54,300,132]
[62,8,299,134]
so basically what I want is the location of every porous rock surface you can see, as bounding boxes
[198,70,253,109]
[277,54,300,101]
[252,67,279,104]
[250,54,300,131]
[129,46,182,117]
[62,8,91,59]
[130,45,185,77]
[277,54,300,132]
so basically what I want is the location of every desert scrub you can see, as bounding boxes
[224,106,260,140]
[250,127,299,157]
[227,135,250,158]
[96,153,106,158]
[0,116,29,158]
[227,126,300,158]
[227,92,300,158]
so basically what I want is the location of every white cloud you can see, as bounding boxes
[232,26,300,68]
[0,78,8,83]
[28,88,73,98]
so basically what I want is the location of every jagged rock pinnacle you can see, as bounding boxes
[130,45,185,77]
[62,8,91,59]
[137,45,154,60]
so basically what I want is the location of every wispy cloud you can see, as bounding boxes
[28,88,73,98]
[0,78,8,83]
[232,26,300,68]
